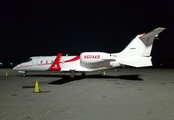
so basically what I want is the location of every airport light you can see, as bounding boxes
[10,62,13,66]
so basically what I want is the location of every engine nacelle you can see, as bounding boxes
[80,52,110,63]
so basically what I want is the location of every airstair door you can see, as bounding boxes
[32,58,38,66]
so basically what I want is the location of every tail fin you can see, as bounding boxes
[118,27,165,67]
[120,27,165,58]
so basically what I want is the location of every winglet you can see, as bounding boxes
[49,53,62,71]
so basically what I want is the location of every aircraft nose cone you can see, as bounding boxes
[13,66,17,70]
[13,65,20,70]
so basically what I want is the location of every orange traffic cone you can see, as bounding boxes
[33,80,41,93]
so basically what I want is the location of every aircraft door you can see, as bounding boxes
[32,58,38,65]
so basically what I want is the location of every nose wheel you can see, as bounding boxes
[22,72,27,77]
[23,74,27,77]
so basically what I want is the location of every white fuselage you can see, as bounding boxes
[13,52,120,72]
[13,27,165,74]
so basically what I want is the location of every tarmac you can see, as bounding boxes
[0,68,174,120]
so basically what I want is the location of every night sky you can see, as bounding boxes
[1,1,174,65]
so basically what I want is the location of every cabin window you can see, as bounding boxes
[51,60,53,63]
[40,60,43,64]
[46,60,48,64]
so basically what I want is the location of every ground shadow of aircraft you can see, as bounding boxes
[18,73,143,85]
[48,74,143,85]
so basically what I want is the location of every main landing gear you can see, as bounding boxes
[70,70,75,79]
[69,70,86,79]
[81,72,86,78]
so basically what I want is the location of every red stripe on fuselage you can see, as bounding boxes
[16,55,80,70]
[49,53,62,71]
[63,56,80,63]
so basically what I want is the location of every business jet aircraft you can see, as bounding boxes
[13,27,165,78]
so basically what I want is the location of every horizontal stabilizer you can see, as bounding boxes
[119,57,152,67]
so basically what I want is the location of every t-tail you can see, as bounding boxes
[115,27,165,67]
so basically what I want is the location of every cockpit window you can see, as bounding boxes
[25,58,32,62]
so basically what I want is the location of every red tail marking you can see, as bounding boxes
[49,53,62,71]
[137,33,145,37]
